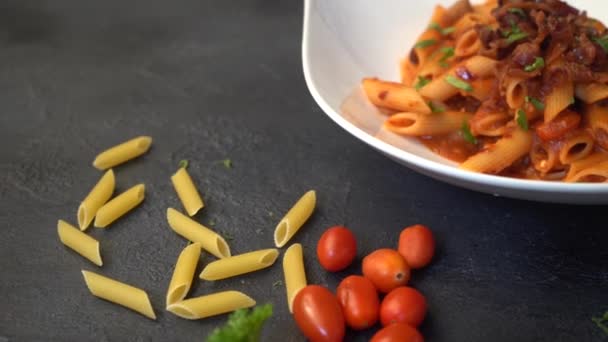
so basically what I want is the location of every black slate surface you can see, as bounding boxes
[0,1,607,341]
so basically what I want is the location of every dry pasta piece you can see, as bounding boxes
[93,136,152,170]
[586,104,608,150]
[78,169,115,230]
[166,242,202,306]
[575,83,608,104]
[199,249,279,281]
[558,132,594,165]
[385,111,472,136]
[81,270,156,320]
[166,291,255,320]
[166,208,231,259]
[57,220,102,266]
[545,81,574,123]
[171,167,204,216]
[460,127,533,174]
[274,190,316,248]
[283,243,307,313]
[94,184,145,228]
[362,78,431,114]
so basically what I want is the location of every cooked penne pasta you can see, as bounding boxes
[57,220,102,266]
[166,208,230,259]
[94,184,145,228]
[385,111,472,136]
[558,132,594,165]
[283,243,307,313]
[505,78,527,110]
[78,169,115,230]
[81,270,156,320]
[575,83,608,104]
[530,140,561,175]
[566,153,608,182]
[274,190,316,248]
[586,104,608,150]
[410,5,447,67]
[444,0,473,26]
[545,81,574,123]
[470,112,510,136]
[166,242,201,306]
[400,58,418,86]
[454,29,481,57]
[166,291,255,320]
[171,167,204,216]
[461,127,533,174]
[453,12,487,38]
[566,160,608,183]
[362,78,431,114]
[93,136,152,170]
[199,248,279,281]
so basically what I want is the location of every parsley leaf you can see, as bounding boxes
[524,57,545,72]
[428,101,445,113]
[178,159,189,169]
[206,304,273,342]
[222,158,232,169]
[593,35,608,53]
[428,22,455,36]
[415,39,437,49]
[516,109,529,131]
[439,47,455,67]
[508,8,526,16]
[525,96,545,110]
[414,76,431,91]
[592,311,608,336]
[445,75,473,92]
[461,121,478,144]
[506,32,529,44]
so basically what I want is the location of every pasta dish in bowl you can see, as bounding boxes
[302,0,608,203]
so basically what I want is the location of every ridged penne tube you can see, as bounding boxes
[81,270,156,320]
[453,12,486,38]
[565,161,608,183]
[93,136,152,170]
[171,167,204,216]
[362,79,431,114]
[274,190,316,248]
[505,78,527,109]
[470,112,510,136]
[57,220,102,266]
[166,291,255,320]
[385,111,472,136]
[530,141,560,174]
[586,104,608,150]
[469,78,495,102]
[544,81,574,123]
[444,0,473,26]
[283,244,307,313]
[410,6,446,67]
[566,153,608,182]
[199,249,279,281]
[94,184,145,228]
[454,29,481,58]
[166,208,230,259]
[575,83,608,104]
[78,169,115,230]
[166,242,201,306]
[461,127,533,174]
[400,58,418,86]
[558,132,594,164]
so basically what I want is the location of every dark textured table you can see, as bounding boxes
[1,1,607,341]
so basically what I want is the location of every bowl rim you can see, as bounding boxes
[301,0,608,195]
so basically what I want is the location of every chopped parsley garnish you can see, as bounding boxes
[207,304,273,342]
[414,76,431,91]
[445,75,473,92]
[516,109,529,131]
[222,158,232,169]
[524,57,545,72]
[506,31,529,44]
[428,101,445,113]
[178,159,189,169]
[461,121,478,144]
[415,39,437,49]
[508,8,526,16]
[525,96,545,110]
[570,97,576,105]
[439,47,455,67]
[593,35,608,53]
[272,280,283,288]
[428,22,455,36]
[592,311,608,336]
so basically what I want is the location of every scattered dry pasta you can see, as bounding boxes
[274,190,316,248]
[57,220,102,266]
[93,136,152,170]
[166,242,202,306]
[199,249,279,281]
[78,169,115,230]
[171,167,204,216]
[94,184,145,228]
[166,291,255,320]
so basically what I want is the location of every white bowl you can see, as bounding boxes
[302,0,608,204]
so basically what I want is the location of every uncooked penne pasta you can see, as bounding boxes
[274,190,316,248]
[362,78,431,114]
[166,242,201,306]
[199,249,279,281]
[171,167,204,216]
[166,208,230,259]
[94,184,145,228]
[283,243,307,313]
[166,291,255,320]
[57,220,102,266]
[461,127,533,174]
[78,169,115,230]
[454,29,481,58]
[81,270,156,320]
[385,111,472,136]
[93,136,152,170]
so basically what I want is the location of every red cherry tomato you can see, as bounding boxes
[380,287,427,327]
[398,224,435,269]
[292,285,345,342]
[370,323,424,342]
[336,275,379,330]
[316,226,357,272]
[362,249,411,293]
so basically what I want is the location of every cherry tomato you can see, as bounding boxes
[362,249,411,293]
[292,285,345,342]
[398,224,435,269]
[370,323,424,342]
[380,287,427,327]
[316,226,357,272]
[336,275,379,330]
